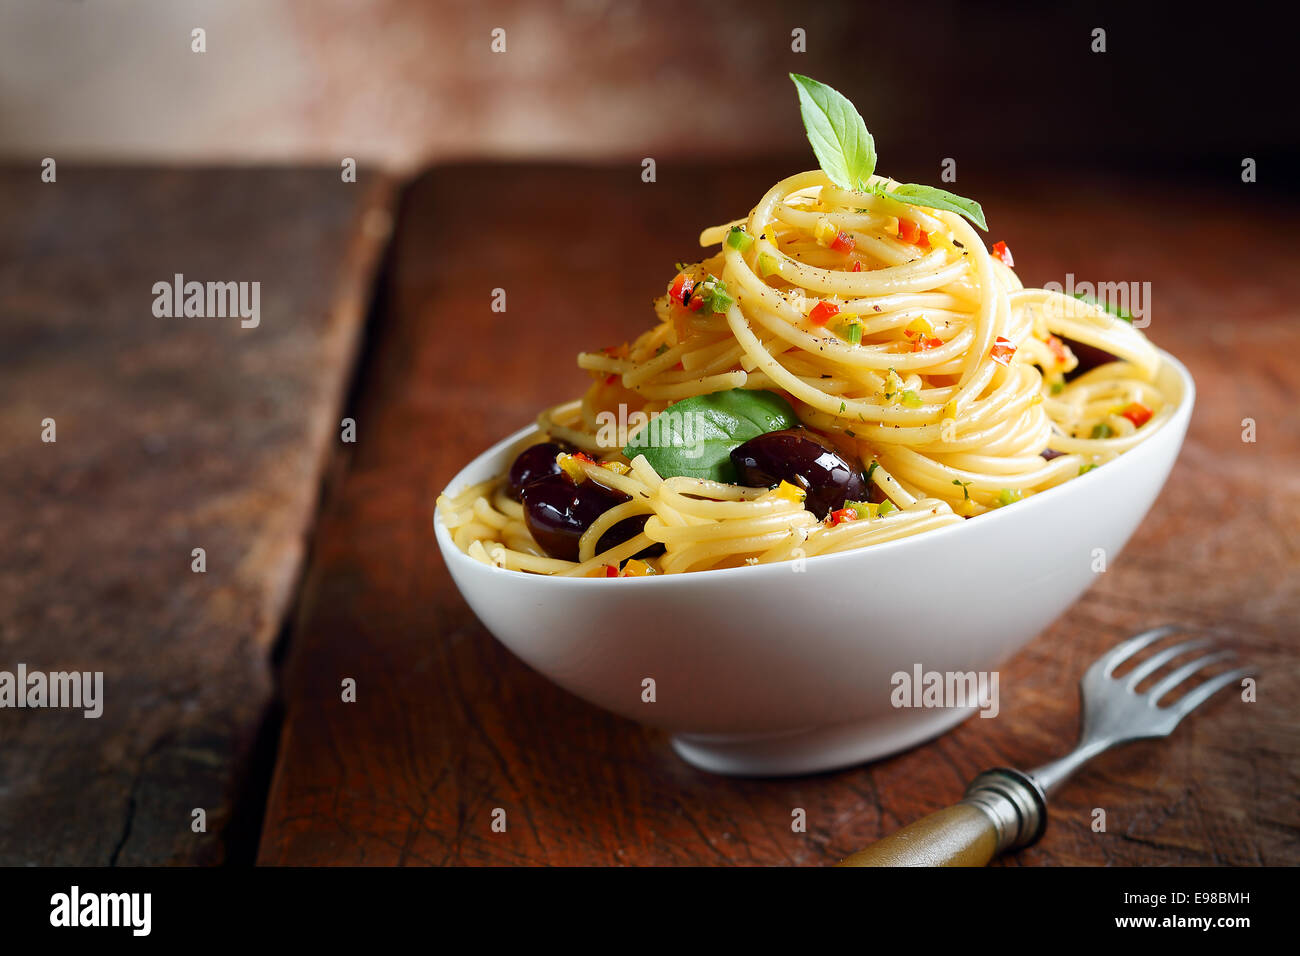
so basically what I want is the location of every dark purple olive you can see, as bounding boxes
[1040,448,1065,461]
[730,428,869,519]
[1062,336,1118,382]
[506,441,571,501]
[596,514,664,560]
[521,473,662,562]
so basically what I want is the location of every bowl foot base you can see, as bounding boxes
[670,706,976,777]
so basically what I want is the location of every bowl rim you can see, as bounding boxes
[435,348,1195,587]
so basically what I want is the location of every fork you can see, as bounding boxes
[837,625,1253,866]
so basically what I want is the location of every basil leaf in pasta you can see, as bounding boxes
[874,182,988,231]
[623,388,799,482]
[1073,291,1133,323]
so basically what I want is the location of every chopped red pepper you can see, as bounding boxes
[604,373,618,385]
[808,301,840,326]
[830,230,856,254]
[911,334,944,352]
[916,231,930,248]
[1045,334,1068,364]
[604,564,619,578]
[991,241,1014,267]
[668,272,694,307]
[1119,402,1153,427]
[572,452,595,464]
[990,336,1016,366]
[897,218,922,244]
[851,260,863,272]
[827,507,859,526]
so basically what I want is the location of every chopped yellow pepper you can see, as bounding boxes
[774,480,807,504]
[557,453,588,482]
[814,217,838,246]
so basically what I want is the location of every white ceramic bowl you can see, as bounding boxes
[435,351,1194,776]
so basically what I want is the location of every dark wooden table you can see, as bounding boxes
[3,161,1296,866]
[0,166,393,864]
[257,162,1299,866]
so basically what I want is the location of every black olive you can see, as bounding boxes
[506,441,571,501]
[521,473,661,562]
[596,513,664,560]
[730,428,869,519]
[1061,336,1118,382]
[1040,448,1065,461]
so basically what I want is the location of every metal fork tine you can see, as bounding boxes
[1030,628,1251,800]
[1165,666,1254,723]
[1090,624,1181,680]
[1146,651,1236,705]
[1123,637,1213,690]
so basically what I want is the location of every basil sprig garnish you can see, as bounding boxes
[623,388,799,482]
[789,73,987,231]
[790,73,876,192]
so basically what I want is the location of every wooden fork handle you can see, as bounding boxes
[838,803,999,866]
[837,768,1048,867]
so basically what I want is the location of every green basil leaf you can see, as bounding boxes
[623,388,799,482]
[789,74,876,191]
[875,182,988,231]
[1073,292,1133,323]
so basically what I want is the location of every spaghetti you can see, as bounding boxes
[438,166,1175,577]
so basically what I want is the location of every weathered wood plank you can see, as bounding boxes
[258,161,1299,866]
[0,166,394,864]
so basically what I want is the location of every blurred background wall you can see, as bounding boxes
[0,0,1293,180]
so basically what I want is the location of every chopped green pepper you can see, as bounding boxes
[846,500,875,520]
[726,226,754,252]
